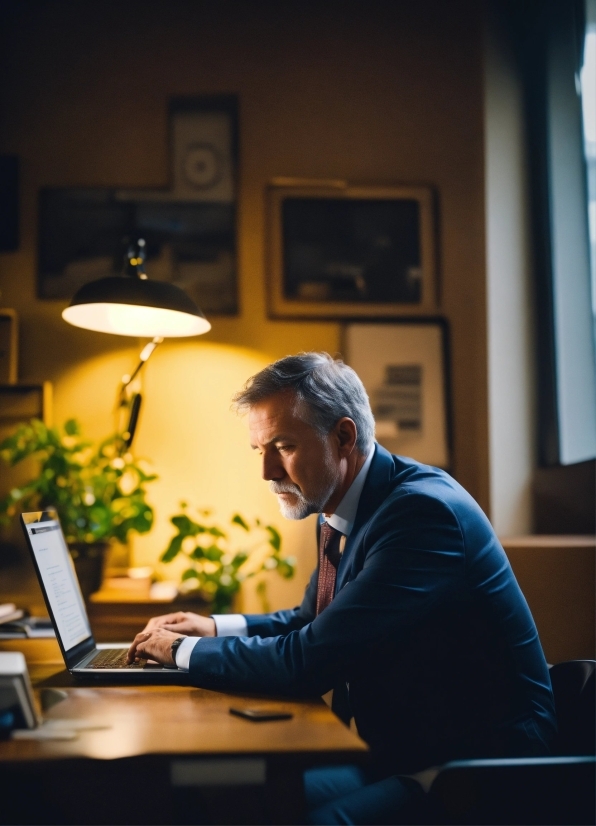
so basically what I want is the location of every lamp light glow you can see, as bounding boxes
[61,275,211,338]
[62,302,210,337]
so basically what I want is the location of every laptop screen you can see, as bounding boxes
[23,515,92,651]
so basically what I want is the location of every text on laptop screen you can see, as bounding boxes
[25,519,92,650]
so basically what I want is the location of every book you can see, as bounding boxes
[0,616,55,639]
[0,604,26,625]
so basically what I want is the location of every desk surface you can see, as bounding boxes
[0,639,367,823]
[0,639,367,765]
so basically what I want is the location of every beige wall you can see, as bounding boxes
[0,0,488,609]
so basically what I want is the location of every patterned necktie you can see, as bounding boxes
[316,522,343,616]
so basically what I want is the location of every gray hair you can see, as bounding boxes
[232,352,375,454]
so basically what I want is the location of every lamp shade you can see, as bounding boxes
[62,276,211,338]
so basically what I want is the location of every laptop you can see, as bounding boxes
[21,509,186,680]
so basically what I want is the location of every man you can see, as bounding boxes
[128,352,556,823]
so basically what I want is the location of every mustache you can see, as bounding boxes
[269,481,303,496]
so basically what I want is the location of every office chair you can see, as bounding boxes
[428,660,596,825]
[549,658,595,755]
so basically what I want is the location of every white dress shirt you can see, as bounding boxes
[174,445,376,671]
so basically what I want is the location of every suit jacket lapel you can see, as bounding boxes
[335,444,396,591]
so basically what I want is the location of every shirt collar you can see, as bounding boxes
[324,444,375,536]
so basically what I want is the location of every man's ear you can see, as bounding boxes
[334,417,358,457]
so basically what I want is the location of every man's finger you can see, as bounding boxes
[127,641,140,662]
[164,613,188,626]
[133,635,152,660]
[127,631,151,662]
[144,617,165,631]
[144,613,182,632]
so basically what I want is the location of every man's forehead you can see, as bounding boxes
[248,392,312,441]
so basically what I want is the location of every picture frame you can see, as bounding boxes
[37,96,239,315]
[0,309,18,384]
[266,181,437,319]
[0,383,52,427]
[343,321,451,469]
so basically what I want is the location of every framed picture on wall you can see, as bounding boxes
[266,181,438,319]
[0,309,18,384]
[343,321,451,469]
[0,382,52,428]
[37,97,239,315]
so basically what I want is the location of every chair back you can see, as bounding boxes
[428,660,596,823]
[549,659,595,755]
[429,756,595,825]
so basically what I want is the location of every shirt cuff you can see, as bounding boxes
[172,615,248,672]
[213,614,248,637]
[173,636,200,671]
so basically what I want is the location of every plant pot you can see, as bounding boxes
[68,542,110,601]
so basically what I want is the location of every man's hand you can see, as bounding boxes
[127,627,183,666]
[142,611,216,637]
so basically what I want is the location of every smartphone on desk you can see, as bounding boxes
[229,707,293,722]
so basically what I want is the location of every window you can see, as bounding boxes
[519,0,596,465]
[581,9,596,340]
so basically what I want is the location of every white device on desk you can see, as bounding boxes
[0,651,39,728]
[20,509,186,681]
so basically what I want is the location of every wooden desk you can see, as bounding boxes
[0,640,368,825]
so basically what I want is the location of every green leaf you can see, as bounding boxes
[231,513,250,531]
[231,551,248,568]
[135,468,158,484]
[190,546,205,560]
[181,568,199,581]
[204,544,223,562]
[171,514,204,536]
[278,560,296,579]
[208,526,226,538]
[266,525,281,551]
[161,535,183,563]
[64,419,79,436]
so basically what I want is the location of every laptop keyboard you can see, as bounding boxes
[88,649,147,669]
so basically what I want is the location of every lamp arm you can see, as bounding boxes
[116,336,163,453]
[124,392,143,450]
[118,336,163,404]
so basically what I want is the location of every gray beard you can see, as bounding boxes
[269,479,337,520]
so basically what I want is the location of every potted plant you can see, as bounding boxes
[0,418,157,598]
[159,504,296,613]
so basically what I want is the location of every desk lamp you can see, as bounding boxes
[62,239,211,451]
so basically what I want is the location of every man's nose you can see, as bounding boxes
[262,451,284,481]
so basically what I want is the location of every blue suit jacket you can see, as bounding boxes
[189,445,556,774]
